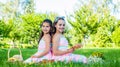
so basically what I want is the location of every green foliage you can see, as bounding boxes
[0,0,20,21]
[0,11,57,48]
[111,27,120,47]
[68,5,100,45]
[20,13,57,44]
[20,13,43,43]
[0,0,120,48]
[92,27,112,47]
[67,0,117,47]
[0,19,16,38]
[8,18,22,41]
[0,20,6,36]
[22,0,35,14]
[1,0,58,48]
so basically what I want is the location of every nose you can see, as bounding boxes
[43,27,47,30]
[61,25,65,28]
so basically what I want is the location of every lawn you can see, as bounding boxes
[0,48,120,67]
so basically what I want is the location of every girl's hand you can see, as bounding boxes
[72,44,83,50]
[67,48,74,53]
[31,55,39,58]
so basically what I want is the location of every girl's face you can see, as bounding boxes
[55,19,65,33]
[42,22,51,34]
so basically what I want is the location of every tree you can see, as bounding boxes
[20,0,34,14]
[67,0,118,47]
[111,20,120,47]
[20,13,57,45]
[0,0,20,21]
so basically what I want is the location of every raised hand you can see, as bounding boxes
[72,44,83,50]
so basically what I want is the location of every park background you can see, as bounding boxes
[0,0,120,67]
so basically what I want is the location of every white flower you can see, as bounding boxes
[88,56,104,64]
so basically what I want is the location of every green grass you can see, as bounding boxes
[0,48,120,67]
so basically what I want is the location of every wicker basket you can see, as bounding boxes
[8,45,23,62]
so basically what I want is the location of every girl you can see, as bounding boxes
[24,19,53,63]
[52,17,87,63]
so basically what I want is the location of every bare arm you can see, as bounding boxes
[31,34,51,58]
[52,35,73,56]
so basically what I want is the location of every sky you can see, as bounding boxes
[0,0,78,18]
[34,0,120,19]
[0,0,78,20]
[0,0,120,19]
[34,0,78,16]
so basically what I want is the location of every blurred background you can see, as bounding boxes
[0,0,120,48]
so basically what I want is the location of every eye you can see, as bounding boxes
[63,24,65,26]
[59,24,62,26]
[46,26,49,27]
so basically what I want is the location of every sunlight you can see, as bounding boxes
[34,0,78,16]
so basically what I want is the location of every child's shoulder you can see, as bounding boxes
[53,34,61,40]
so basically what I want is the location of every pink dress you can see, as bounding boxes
[24,38,52,63]
[52,36,87,63]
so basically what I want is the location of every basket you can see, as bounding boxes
[8,45,23,62]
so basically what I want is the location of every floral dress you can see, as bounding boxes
[52,36,87,63]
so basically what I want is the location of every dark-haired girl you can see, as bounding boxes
[24,19,53,63]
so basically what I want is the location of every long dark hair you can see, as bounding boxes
[53,16,65,34]
[38,19,52,43]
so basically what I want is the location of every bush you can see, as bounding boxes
[112,27,120,47]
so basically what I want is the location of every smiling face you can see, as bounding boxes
[42,22,51,34]
[55,19,65,33]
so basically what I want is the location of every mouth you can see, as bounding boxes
[43,30,48,32]
[59,28,64,29]
[60,28,64,30]
[59,28,64,31]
